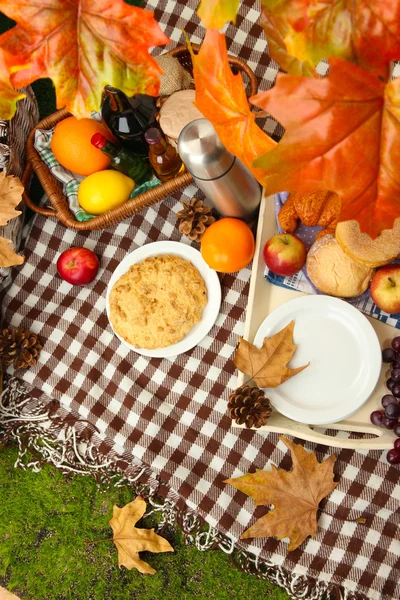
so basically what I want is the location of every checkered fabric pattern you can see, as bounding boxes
[3,2,400,599]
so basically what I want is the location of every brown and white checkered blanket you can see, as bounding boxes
[2,2,400,599]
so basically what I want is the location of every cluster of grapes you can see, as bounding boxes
[370,336,400,465]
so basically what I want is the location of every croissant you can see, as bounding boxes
[278,190,341,234]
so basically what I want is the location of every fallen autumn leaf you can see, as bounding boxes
[234,320,309,388]
[225,436,338,551]
[109,497,174,575]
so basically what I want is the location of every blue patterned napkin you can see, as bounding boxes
[265,192,400,329]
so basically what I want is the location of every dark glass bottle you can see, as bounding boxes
[91,134,153,186]
[144,128,183,182]
[101,86,157,157]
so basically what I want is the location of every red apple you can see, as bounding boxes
[263,233,306,277]
[57,247,99,285]
[370,266,400,314]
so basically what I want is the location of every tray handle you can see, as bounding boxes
[233,411,391,450]
[22,163,57,218]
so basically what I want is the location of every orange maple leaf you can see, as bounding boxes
[0,0,170,118]
[259,9,316,77]
[260,0,400,79]
[252,58,400,238]
[190,29,276,183]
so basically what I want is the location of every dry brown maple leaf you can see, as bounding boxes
[0,171,23,227]
[0,238,24,268]
[225,436,338,551]
[109,497,174,575]
[234,320,309,388]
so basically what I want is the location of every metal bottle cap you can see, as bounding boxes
[178,118,235,180]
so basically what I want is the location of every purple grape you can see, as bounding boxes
[386,448,400,465]
[392,384,400,398]
[394,438,400,450]
[392,337,400,352]
[387,378,395,392]
[385,403,400,420]
[370,410,384,426]
[391,368,400,382]
[382,394,397,408]
[382,416,396,430]
[383,347,396,362]
[394,423,400,437]
[392,361,400,370]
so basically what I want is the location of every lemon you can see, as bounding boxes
[78,170,135,214]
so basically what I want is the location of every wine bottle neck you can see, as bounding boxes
[150,139,168,154]
[105,88,131,112]
[102,139,119,156]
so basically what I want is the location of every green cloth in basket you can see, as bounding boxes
[34,126,161,222]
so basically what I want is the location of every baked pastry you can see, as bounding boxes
[278,190,340,233]
[109,255,207,349]
[158,90,204,147]
[336,219,400,268]
[306,234,374,298]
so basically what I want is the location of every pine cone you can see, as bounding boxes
[177,198,215,242]
[0,327,43,369]
[228,385,272,428]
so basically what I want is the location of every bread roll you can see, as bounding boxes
[159,90,204,143]
[306,234,374,298]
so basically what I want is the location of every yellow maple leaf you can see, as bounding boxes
[197,0,240,29]
[225,436,338,551]
[109,497,174,575]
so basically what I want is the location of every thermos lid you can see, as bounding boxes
[178,118,234,180]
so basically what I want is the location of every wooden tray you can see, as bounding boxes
[235,193,396,450]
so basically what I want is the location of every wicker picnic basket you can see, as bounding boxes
[1,86,39,232]
[21,45,258,231]
[0,86,39,284]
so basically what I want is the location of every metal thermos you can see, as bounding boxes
[177,119,261,221]
[178,119,261,221]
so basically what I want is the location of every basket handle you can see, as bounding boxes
[22,163,57,217]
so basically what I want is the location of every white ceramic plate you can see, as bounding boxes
[253,295,382,425]
[106,241,221,358]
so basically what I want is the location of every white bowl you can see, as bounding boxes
[106,241,221,358]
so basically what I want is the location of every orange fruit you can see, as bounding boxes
[51,117,114,176]
[201,218,255,273]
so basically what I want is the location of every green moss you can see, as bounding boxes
[0,445,289,600]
